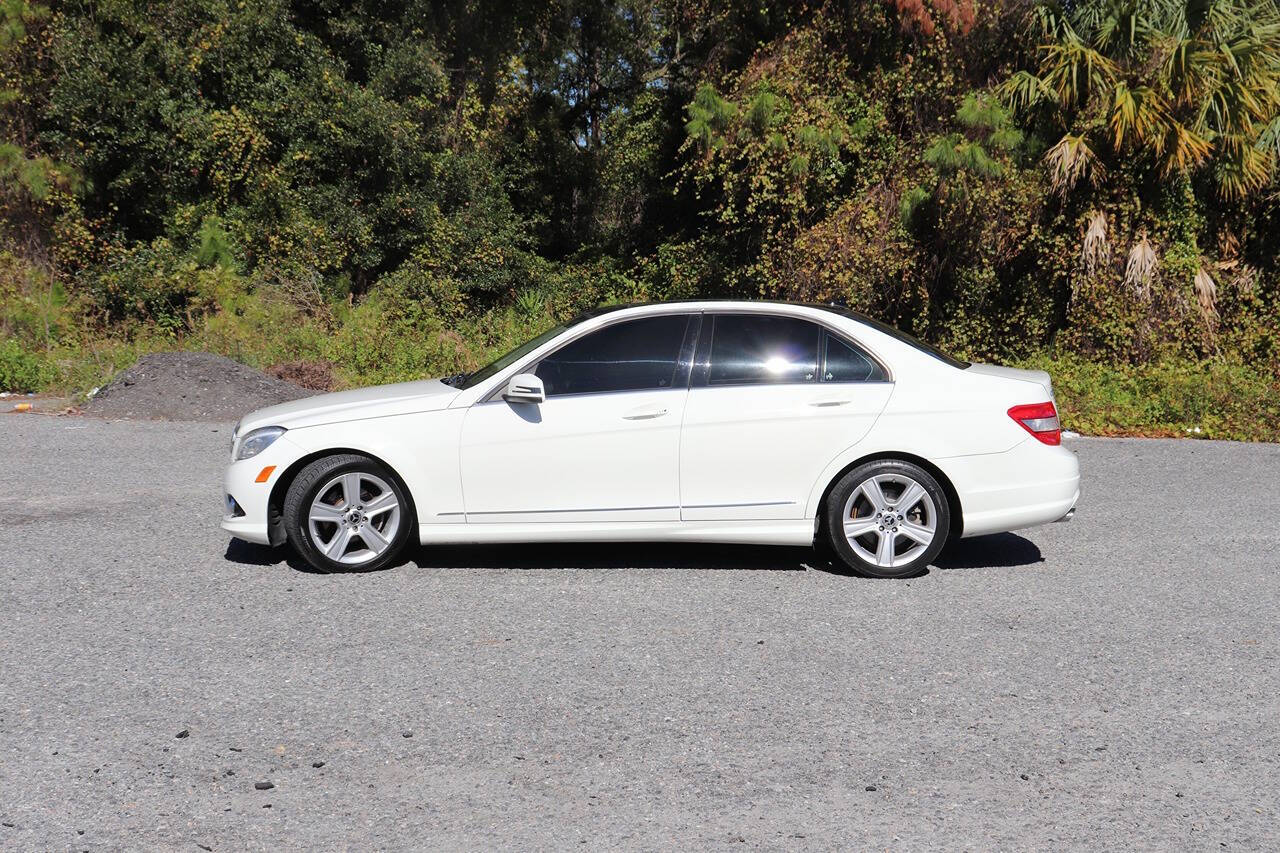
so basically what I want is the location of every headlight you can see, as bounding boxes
[234,426,286,461]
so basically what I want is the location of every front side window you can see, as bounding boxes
[707,315,821,385]
[534,314,691,397]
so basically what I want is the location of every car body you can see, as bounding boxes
[222,301,1079,576]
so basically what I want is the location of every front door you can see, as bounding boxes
[459,313,697,523]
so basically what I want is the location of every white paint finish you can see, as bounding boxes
[933,438,1080,537]
[679,382,893,520]
[963,362,1054,398]
[221,434,309,544]
[237,378,459,433]
[283,408,468,521]
[220,300,1082,552]
[458,389,687,522]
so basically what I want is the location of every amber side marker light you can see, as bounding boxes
[255,465,276,483]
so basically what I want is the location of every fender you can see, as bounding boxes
[281,409,467,521]
[802,403,1026,519]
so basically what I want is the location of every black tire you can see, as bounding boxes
[283,454,416,573]
[823,459,950,578]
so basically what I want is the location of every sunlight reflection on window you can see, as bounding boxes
[763,355,790,374]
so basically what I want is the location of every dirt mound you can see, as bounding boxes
[84,352,313,421]
[265,359,337,391]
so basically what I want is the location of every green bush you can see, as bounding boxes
[0,338,53,392]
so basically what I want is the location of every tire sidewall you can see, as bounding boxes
[825,460,950,578]
[285,455,415,573]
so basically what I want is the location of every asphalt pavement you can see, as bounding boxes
[1,415,1277,850]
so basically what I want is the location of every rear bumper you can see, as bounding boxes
[937,439,1080,538]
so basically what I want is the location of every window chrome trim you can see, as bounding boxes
[474,385,689,406]
[469,303,895,404]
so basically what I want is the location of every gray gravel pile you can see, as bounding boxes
[84,352,311,421]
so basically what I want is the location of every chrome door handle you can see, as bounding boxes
[622,407,669,420]
[808,399,851,407]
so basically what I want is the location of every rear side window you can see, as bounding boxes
[707,315,821,385]
[823,333,886,382]
[704,314,886,386]
[534,314,691,397]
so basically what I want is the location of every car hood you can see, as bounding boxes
[237,378,460,432]
[965,363,1054,398]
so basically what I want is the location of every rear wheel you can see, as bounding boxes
[824,460,950,578]
[283,454,415,573]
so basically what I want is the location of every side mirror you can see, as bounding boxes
[504,372,545,404]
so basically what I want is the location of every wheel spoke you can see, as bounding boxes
[360,523,390,552]
[325,526,352,558]
[875,529,895,566]
[342,473,362,507]
[309,503,345,523]
[899,520,934,545]
[364,491,398,517]
[894,482,925,513]
[844,516,880,539]
[859,478,888,511]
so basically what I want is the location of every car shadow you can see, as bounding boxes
[934,532,1044,570]
[225,532,1043,575]
[223,538,327,574]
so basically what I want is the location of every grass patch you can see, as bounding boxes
[1023,355,1280,442]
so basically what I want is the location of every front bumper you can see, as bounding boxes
[220,436,304,545]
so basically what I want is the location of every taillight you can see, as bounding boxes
[1008,401,1062,445]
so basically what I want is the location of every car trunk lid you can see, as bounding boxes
[965,363,1054,399]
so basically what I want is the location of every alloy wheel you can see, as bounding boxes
[307,472,401,566]
[841,474,938,569]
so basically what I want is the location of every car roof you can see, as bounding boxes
[568,300,969,370]
[569,299,861,324]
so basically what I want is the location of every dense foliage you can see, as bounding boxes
[1,0,1277,436]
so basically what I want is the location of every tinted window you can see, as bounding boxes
[708,315,820,385]
[823,333,886,382]
[534,315,690,397]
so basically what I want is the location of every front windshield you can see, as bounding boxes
[455,323,567,389]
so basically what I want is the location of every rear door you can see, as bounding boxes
[679,312,893,521]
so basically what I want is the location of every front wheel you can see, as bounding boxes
[283,454,416,573]
[824,460,950,578]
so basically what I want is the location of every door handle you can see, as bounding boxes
[808,399,851,407]
[622,406,669,420]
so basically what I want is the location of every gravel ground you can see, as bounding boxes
[1,415,1277,850]
[83,353,310,421]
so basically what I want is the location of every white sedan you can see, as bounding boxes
[222,301,1079,578]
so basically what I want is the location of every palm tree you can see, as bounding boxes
[1003,0,1280,198]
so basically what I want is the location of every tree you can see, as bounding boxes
[1004,0,1280,198]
